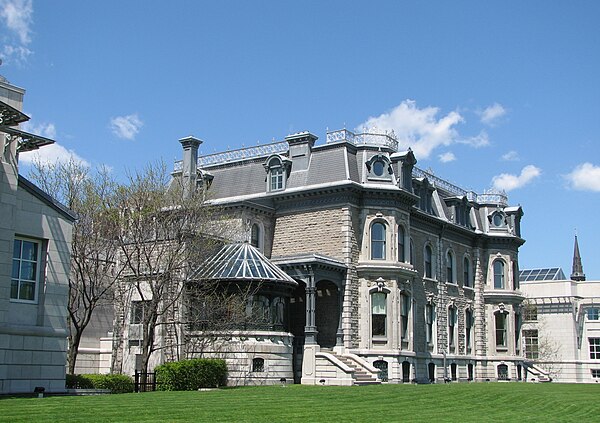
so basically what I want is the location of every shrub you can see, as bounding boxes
[65,373,134,393]
[155,358,227,391]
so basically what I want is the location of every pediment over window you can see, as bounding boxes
[365,154,393,180]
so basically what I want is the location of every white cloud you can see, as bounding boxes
[564,163,600,192]
[479,103,506,126]
[21,120,56,139]
[19,142,89,167]
[0,0,32,44]
[438,152,456,163]
[501,150,519,161]
[358,100,464,158]
[0,0,33,65]
[491,165,541,192]
[110,113,143,140]
[457,131,490,148]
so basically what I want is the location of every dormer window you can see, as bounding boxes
[264,154,291,192]
[489,211,506,228]
[366,154,392,181]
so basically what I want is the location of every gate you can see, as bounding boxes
[134,371,157,392]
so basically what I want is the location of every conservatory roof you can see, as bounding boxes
[191,242,297,286]
[519,267,566,282]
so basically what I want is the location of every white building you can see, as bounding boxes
[0,76,75,393]
[520,236,600,383]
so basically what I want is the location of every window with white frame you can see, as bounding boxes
[398,225,406,262]
[264,155,290,192]
[270,167,284,191]
[493,260,505,289]
[495,312,507,348]
[424,245,433,279]
[589,338,600,359]
[371,292,387,336]
[400,292,410,342]
[523,329,539,359]
[448,305,457,352]
[465,309,473,353]
[425,303,435,345]
[11,238,41,302]
[591,369,600,379]
[371,222,386,260]
[587,308,600,320]
[446,251,455,284]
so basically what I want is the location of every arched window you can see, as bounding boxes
[497,364,509,381]
[252,357,264,372]
[373,360,388,382]
[493,260,505,289]
[425,245,433,278]
[446,251,454,283]
[250,223,260,248]
[398,225,405,262]
[371,222,386,260]
[463,257,471,287]
[371,292,387,336]
[264,155,290,192]
[270,167,284,191]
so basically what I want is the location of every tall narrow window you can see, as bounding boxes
[493,260,505,289]
[425,303,435,345]
[400,293,410,341]
[270,167,284,191]
[398,225,405,262]
[523,329,539,359]
[402,361,411,383]
[410,239,415,265]
[448,306,457,352]
[371,222,386,260]
[495,312,507,348]
[514,313,522,354]
[463,257,471,288]
[465,309,473,353]
[11,238,40,302]
[371,292,387,336]
[513,261,519,290]
[450,363,457,381]
[425,245,433,279]
[446,251,454,283]
[250,223,260,248]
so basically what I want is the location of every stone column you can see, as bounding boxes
[304,269,318,345]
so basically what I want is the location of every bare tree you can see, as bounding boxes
[109,161,220,376]
[29,159,122,374]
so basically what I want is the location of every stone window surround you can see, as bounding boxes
[370,286,390,340]
[425,296,436,350]
[445,248,456,285]
[423,243,436,280]
[463,255,472,288]
[249,221,264,252]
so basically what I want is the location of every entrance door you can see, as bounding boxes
[315,280,339,348]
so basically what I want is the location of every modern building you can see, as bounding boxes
[104,128,529,386]
[0,76,75,393]
[520,236,600,383]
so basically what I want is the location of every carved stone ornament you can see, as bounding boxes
[376,277,386,292]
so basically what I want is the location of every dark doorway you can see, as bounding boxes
[402,361,411,383]
[467,363,474,381]
[428,362,436,383]
[289,281,306,384]
[315,280,339,348]
[450,363,457,381]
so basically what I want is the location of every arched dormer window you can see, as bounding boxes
[493,259,505,289]
[365,154,392,181]
[371,222,386,260]
[263,154,291,192]
[424,244,434,279]
[489,211,507,229]
[398,225,406,262]
[446,251,455,284]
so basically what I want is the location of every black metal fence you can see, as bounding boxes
[134,371,157,392]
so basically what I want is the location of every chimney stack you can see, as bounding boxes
[179,136,202,198]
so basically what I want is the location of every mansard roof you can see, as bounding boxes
[190,242,297,286]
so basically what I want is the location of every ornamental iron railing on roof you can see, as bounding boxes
[412,166,508,206]
[326,128,399,151]
[173,141,289,171]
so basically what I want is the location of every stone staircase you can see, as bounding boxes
[327,351,380,385]
[523,361,553,382]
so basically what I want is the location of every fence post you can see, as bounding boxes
[134,370,139,393]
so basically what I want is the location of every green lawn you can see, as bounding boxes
[1,383,598,422]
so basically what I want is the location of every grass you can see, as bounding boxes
[0,383,598,422]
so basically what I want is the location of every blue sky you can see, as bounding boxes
[2,1,599,277]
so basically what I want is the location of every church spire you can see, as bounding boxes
[571,235,586,281]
